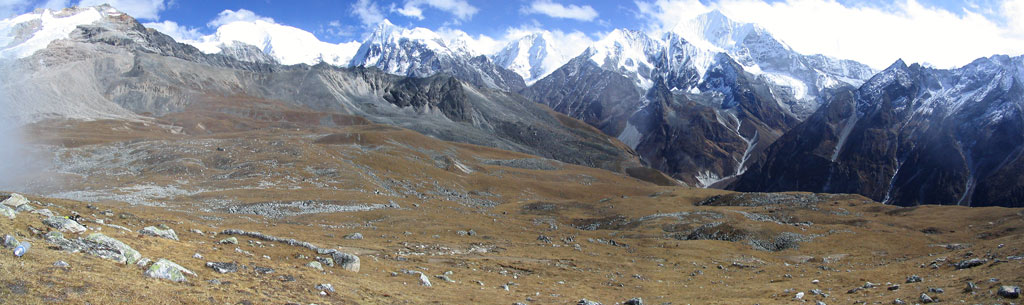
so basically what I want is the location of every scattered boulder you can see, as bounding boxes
[343,233,363,240]
[44,216,86,234]
[998,286,1021,299]
[53,261,69,268]
[418,272,432,287]
[1,193,28,208]
[316,256,334,267]
[964,281,978,292]
[145,259,195,283]
[892,298,906,305]
[927,287,943,294]
[206,262,238,274]
[953,258,987,269]
[139,226,179,241]
[577,299,602,305]
[919,293,934,303]
[0,205,16,219]
[32,209,54,217]
[83,233,141,264]
[318,249,359,272]
[306,261,324,271]
[3,235,18,248]
[218,237,238,245]
[624,297,643,305]
[906,275,922,283]
[316,283,335,293]
[253,266,274,275]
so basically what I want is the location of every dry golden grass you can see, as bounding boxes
[1,109,1021,305]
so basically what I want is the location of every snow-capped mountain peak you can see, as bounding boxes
[492,32,570,85]
[185,18,360,66]
[670,9,766,53]
[586,28,661,89]
[0,6,107,59]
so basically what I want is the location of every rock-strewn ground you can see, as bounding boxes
[0,116,1021,304]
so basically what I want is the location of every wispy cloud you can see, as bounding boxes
[207,8,274,27]
[351,0,386,26]
[522,0,599,21]
[394,0,478,21]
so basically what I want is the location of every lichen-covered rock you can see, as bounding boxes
[306,261,324,271]
[206,261,238,273]
[145,259,194,283]
[3,235,19,248]
[218,237,238,244]
[0,193,28,208]
[32,209,55,217]
[44,231,85,253]
[139,226,178,241]
[83,233,141,264]
[0,205,16,219]
[43,216,86,234]
[322,250,360,272]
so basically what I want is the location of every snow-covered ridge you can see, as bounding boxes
[587,29,661,89]
[185,19,360,66]
[492,32,571,85]
[0,6,106,59]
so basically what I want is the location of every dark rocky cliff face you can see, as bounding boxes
[735,57,1024,207]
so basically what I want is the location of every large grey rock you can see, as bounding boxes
[318,249,360,272]
[998,286,1021,299]
[306,261,324,271]
[83,233,142,264]
[0,193,28,208]
[954,258,987,269]
[577,299,602,305]
[206,261,238,273]
[3,234,19,248]
[0,205,15,219]
[43,216,86,234]
[343,233,363,240]
[145,259,194,282]
[44,231,85,252]
[624,297,644,305]
[139,226,178,241]
[218,237,238,244]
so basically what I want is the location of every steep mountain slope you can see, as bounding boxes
[0,6,641,172]
[349,20,526,92]
[735,56,1024,207]
[671,10,876,119]
[524,11,841,186]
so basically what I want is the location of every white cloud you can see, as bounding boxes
[143,20,203,41]
[207,9,274,27]
[1003,0,1024,35]
[76,0,166,20]
[351,0,385,26]
[635,0,1024,69]
[523,0,599,21]
[395,0,478,21]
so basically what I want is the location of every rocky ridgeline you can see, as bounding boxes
[0,193,361,287]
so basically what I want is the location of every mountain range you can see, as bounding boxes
[2,5,1023,206]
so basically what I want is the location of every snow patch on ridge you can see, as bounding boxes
[0,7,103,59]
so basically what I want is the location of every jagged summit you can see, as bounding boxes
[586,28,662,89]
[491,32,570,85]
[349,19,525,91]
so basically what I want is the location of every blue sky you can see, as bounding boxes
[2,0,1023,68]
